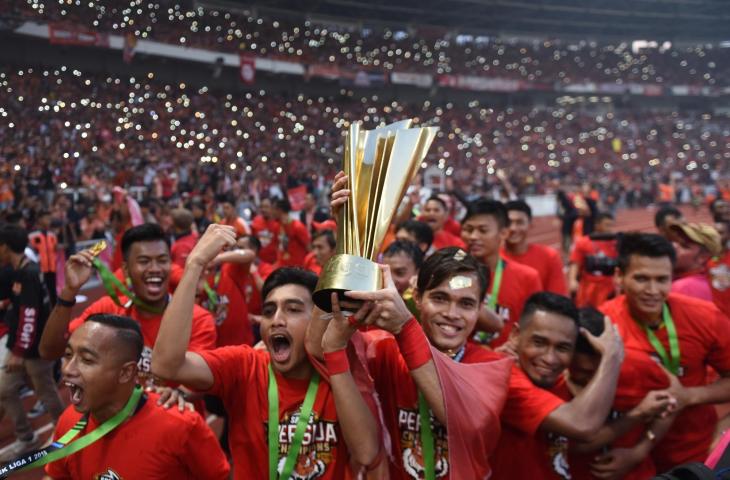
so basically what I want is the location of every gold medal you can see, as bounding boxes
[89,240,107,257]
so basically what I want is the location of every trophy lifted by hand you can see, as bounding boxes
[313,119,438,312]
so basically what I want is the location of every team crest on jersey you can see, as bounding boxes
[547,432,571,480]
[273,411,337,479]
[398,407,449,479]
[94,469,122,480]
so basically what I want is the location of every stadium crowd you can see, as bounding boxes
[4,0,730,86]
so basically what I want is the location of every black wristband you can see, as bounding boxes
[56,296,76,308]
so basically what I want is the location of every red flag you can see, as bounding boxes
[239,54,256,85]
[287,185,308,211]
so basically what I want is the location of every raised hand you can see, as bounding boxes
[580,315,624,363]
[186,224,237,269]
[62,249,96,295]
[344,264,412,334]
[321,293,362,353]
[330,171,349,218]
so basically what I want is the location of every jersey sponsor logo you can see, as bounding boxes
[272,411,337,479]
[94,469,122,480]
[398,407,449,479]
[547,432,571,480]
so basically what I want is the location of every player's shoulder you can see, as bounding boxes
[668,292,725,322]
[506,259,540,281]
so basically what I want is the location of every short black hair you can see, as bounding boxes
[242,234,262,253]
[0,224,28,254]
[575,307,605,355]
[425,195,448,211]
[272,196,291,214]
[217,193,236,206]
[463,198,509,229]
[519,292,579,329]
[505,199,532,221]
[417,247,489,300]
[384,240,425,270]
[617,232,676,272]
[595,211,615,224]
[654,205,682,229]
[396,220,434,251]
[262,267,318,302]
[85,314,144,362]
[121,223,170,261]
[312,230,336,249]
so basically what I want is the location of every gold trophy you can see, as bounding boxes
[313,119,438,312]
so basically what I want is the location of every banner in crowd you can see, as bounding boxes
[48,23,109,47]
[563,83,597,93]
[287,185,308,212]
[123,33,137,63]
[307,64,341,80]
[390,72,433,88]
[438,75,522,92]
[239,54,256,85]
[339,70,387,88]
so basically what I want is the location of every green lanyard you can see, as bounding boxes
[267,364,320,480]
[92,258,165,314]
[642,304,681,375]
[487,258,505,310]
[0,387,143,477]
[417,393,436,480]
[203,271,222,309]
[476,258,505,344]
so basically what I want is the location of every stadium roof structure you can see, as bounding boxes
[216,0,730,42]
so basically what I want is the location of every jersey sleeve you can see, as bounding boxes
[291,221,311,247]
[10,268,45,355]
[707,309,730,374]
[546,250,568,295]
[501,365,565,434]
[569,238,587,265]
[196,345,255,398]
[188,306,218,351]
[180,410,231,479]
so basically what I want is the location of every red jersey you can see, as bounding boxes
[600,293,730,471]
[198,346,352,480]
[277,219,310,268]
[45,392,230,479]
[485,258,543,348]
[709,251,730,318]
[70,297,216,383]
[251,215,280,264]
[304,252,322,276]
[570,235,618,308]
[244,261,275,315]
[502,244,567,296]
[443,218,461,238]
[366,336,560,479]
[568,349,669,480]
[431,229,466,251]
[222,216,250,238]
[202,262,252,346]
[171,232,199,268]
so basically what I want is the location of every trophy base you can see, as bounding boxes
[313,254,382,313]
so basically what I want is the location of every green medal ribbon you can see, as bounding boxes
[203,271,222,309]
[92,258,165,314]
[642,304,681,375]
[417,393,436,480]
[476,258,505,343]
[268,364,321,480]
[0,387,143,477]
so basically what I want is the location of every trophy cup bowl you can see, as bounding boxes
[313,119,438,312]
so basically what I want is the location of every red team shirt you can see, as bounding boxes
[502,244,568,295]
[70,297,216,381]
[486,258,543,348]
[366,335,563,480]
[601,293,730,471]
[251,215,281,264]
[570,235,618,308]
[198,346,351,480]
[303,251,323,276]
[171,232,199,268]
[45,393,230,479]
[202,262,252,346]
[431,229,467,251]
[277,220,311,267]
[244,261,275,315]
